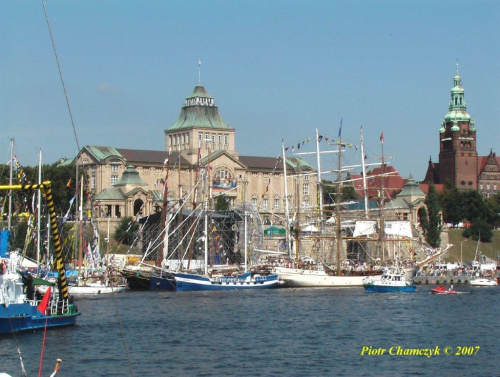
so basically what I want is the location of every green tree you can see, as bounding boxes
[417,206,429,237]
[439,186,463,226]
[42,162,77,216]
[214,194,230,211]
[423,184,441,248]
[461,190,488,223]
[484,194,500,229]
[114,217,139,246]
[462,219,493,242]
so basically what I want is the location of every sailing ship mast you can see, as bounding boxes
[360,127,369,218]
[379,132,386,264]
[7,138,14,231]
[282,140,292,258]
[315,129,324,228]
[335,122,343,276]
[37,149,42,274]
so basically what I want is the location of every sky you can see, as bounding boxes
[1,0,499,182]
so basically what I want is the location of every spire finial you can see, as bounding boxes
[456,59,459,75]
[198,58,202,84]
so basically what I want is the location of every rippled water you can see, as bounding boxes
[1,285,499,376]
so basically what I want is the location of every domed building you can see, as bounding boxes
[424,67,500,198]
[76,83,316,227]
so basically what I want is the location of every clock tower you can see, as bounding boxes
[437,66,478,190]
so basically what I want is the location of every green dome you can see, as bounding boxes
[444,110,471,122]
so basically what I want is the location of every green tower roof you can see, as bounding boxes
[168,85,232,131]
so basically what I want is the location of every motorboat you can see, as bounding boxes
[431,285,457,294]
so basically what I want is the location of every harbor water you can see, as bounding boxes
[1,285,499,377]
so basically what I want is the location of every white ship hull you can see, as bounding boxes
[274,267,380,287]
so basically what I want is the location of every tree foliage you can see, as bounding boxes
[114,216,139,246]
[422,184,441,248]
[214,194,230,211]
[0,161,76,217]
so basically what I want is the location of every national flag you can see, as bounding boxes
[37,286,52,314]
[380,132,385,143]
[318,135,323,142]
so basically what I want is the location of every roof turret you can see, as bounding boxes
[442,64,472,123]
[114,165,147,186]
[168,85,232,131]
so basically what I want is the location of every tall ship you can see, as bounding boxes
[273,127,428,287]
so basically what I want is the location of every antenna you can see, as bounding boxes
[198,58,202,84]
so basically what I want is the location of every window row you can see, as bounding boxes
[198,132,229,145]
[169,133,190,147]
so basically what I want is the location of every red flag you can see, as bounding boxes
[380,132,385,144]
[37,286,52,314]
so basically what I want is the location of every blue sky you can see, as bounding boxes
[1,0,499,182]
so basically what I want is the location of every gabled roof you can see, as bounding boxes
[201,150,246,169]
[352,165,404,199]
[117,149,171,165]
[419,183,445,194]
[478,154,500,173]
[238,156,314,172]
[94,188,125,200]
[83,146,123,161]
[125,187,149,197]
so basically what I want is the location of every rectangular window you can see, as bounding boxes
[205,133,209,143]
[186,133,190,145]
[218,134,222,144]
[211,134,216,144]
[198,133,202,143]
[304,174,309,181]
[224,134,229,144]
[263,199,269,209]
[251,198,257,207]
[303,183,309,196]
[91,176,96,189]
[111,175,118,185]
[111,165,119,172]
[274,198,280,209]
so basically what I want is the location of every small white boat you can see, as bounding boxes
[68,282,129,295]
[470,278,498,287]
